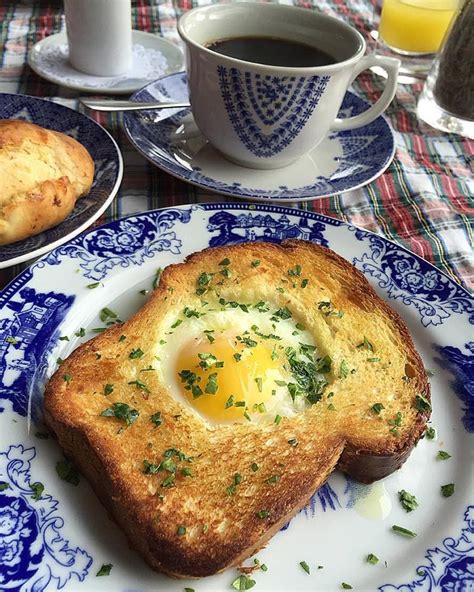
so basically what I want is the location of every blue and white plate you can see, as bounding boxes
[0,203,472,592]
[123,73,395,202]
[0,93,123,268]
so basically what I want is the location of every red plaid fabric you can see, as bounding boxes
[0,0,472,290]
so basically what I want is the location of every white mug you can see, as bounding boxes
[64,0,132,77]
[178,3,400,170]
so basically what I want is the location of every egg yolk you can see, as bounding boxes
[176,334,280,422]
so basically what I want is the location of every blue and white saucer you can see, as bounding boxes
[0,94,123,268]
[123,73,395,202]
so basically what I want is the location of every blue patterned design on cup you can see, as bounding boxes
[218,66,330,158]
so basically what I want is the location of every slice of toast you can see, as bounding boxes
[44,240,430,578]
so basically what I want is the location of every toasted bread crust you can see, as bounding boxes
[0,119,94,245]
[44,240,430,578]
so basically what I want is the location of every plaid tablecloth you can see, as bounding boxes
[1,0,473,291]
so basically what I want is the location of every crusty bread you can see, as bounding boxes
[44,240,430,578]
[0,119,94,245]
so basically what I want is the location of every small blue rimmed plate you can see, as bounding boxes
[0,203,472,591]
[123,72,395,202]
[0,93,123,269]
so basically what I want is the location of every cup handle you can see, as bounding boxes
[330,55,400,132]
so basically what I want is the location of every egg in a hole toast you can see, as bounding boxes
[44,240,431,578]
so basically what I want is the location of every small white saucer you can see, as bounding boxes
[28,30,184,95]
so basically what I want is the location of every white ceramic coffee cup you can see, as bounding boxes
[178,3,400,169]
[64,0,132,76]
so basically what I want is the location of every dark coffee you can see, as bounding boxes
[205,36,337,68]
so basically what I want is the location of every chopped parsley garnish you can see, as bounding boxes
[129,348,144,359]
[119,334,127,342]
[371,403,385,414]
[357,336,374,351]
[63,373,72,383]
[233,352,242,362]
[367,357,381,362]
[171,319,182,329]
[56,460,80,486]
[415,394,431,412]
[441,483,455,497]
[437,450,451,460]
[392,525,417,538]
[196,272,212,295]
[100,307,117,322]
[256,510,270,518]
[367,553,379,564]
[179,369,203,398]
[254,300,269,312]
[57,357,64,365]
[231,575,256,590]
[184,588,195,592]
[295,322,305,331]
[100,402,139,426]
[264,475,280,484]
[183,307,202,318]
[398,489,418,512]
[205,372,218,394]
[299,560,310,574]
[341,584,353,590]
[227,473,242,496]
[285,346,331,405]
[288,264,302,276]
[0,482,9,491]
[30,481,44,501]
[426,426,437,440]
[255,377,263,392]
[301,278,309,288]
[318,300,344,318]
[75,327,86,337]
[103,384,114,395]
[128,379,150,394]
[339,360,349,379]
[274,414,282,425]
[251,260,261,268]
[389,411,403,427]
[96,563,113,576]
[181,467,193,478]
[205,333,215,343]
[87,282,101,289]
[177,525,186,536]
[225,395,234,408]
[143,448,194,488]
[327,403,336,411]
[150,412,163,427]
[272,307,292,321]
[241,337,257,348]
[59,335,69,341]
[250,462,259,472]
[219,258,231,266]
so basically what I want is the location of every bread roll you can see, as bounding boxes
[0,119,95,245]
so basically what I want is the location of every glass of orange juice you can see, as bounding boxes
[379,0,458,54]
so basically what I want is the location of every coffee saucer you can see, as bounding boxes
[123,73,395,202]
[28,31,184,95]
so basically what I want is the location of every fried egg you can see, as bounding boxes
[157,301,323,425]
